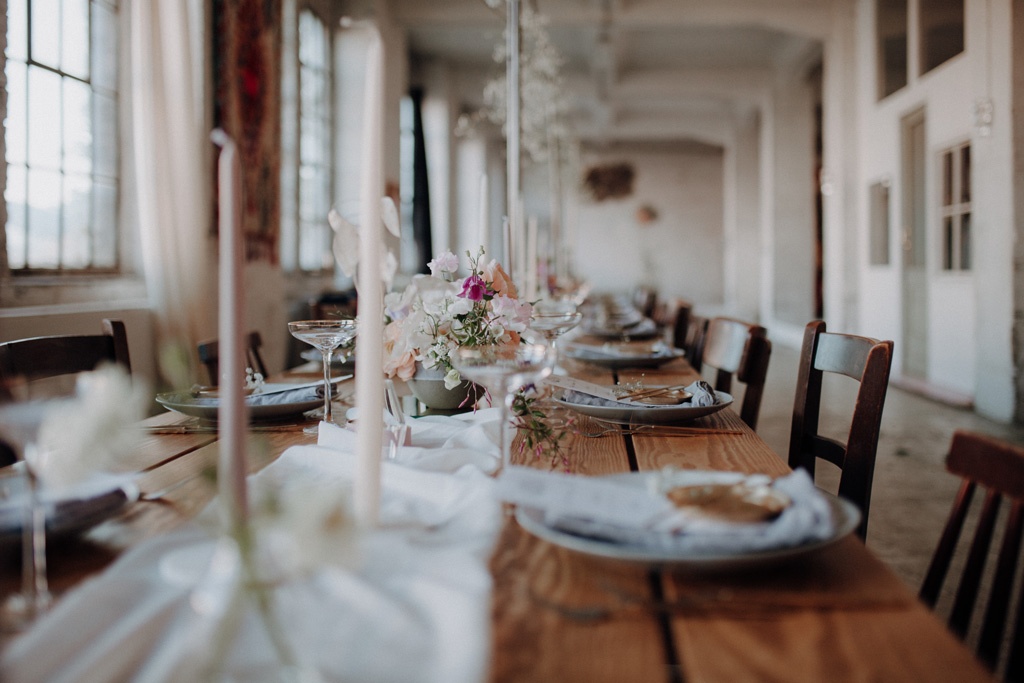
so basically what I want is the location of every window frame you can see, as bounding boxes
[938,140,971,272]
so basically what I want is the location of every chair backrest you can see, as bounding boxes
[919,430,1024,680]
[632,286,657,318]
[652,298,693,351]
[700,317,771,431]
[683,315,709,372]
[788,320,893,539]
[197,331,268,385]
[0,319,131,387]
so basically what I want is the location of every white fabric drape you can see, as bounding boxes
[130,0,215,385]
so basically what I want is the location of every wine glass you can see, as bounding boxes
[0,398,57,632]
[450,330,555,474]
[530,299,583,375]
[288,319,358,432]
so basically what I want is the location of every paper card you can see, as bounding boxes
[496,466,672,528]
[542,376,622,401]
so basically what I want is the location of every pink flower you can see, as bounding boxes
[458,274,491,301]
[427,251,459,277]
[481,259,518,298]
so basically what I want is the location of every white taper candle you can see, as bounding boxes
[211,128,248,531]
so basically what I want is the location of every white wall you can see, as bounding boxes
[572,142,725,306]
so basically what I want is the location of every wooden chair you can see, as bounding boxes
[0,320,131,467]
[632,286,657,319]
[197,331,268,385]
[700,317,772,431]
[682,315,709,372]
[919,430,1024,680]
[788,320,893,539]
[0,319,131,386]
[652,298,693,351]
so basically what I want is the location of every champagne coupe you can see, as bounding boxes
[530,299,583,375]
[450,330,555,474]
[288,319,357,432]
[0,399,57,632]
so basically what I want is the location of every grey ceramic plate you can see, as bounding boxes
[0,468,138,547]
[564,346,685,369]
[515,472,860,571]
[555,390,733,424]
[156,390,323,421]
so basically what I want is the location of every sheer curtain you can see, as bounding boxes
[129,0,215,386]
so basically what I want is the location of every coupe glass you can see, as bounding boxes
[450,330,555,474]
[0,399,56,632]
[288,319,357,431]
[530,299,583,374]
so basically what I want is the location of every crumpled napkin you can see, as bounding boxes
[0,445,503,683]
[561,380,719,409]
[546,469,837,556]
[320,407,503,474]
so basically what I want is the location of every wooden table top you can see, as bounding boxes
[0,356,994,682]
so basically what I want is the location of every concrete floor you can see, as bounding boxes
[751,343,1024,591]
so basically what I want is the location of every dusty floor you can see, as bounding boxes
[753,343,1024,591]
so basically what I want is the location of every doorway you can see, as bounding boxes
[901,109,928,380]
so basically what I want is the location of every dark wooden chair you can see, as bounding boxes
[788,320,893,540]
[197,331,268,386]
[919,430,1024,680]
[632,286,657,319]
[700,317,772,431]
[0,319,131,386]
[652,298,693,351]
[0,319,131,467]
[682,314,709,372]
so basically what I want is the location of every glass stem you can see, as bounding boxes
[500,387,516,473]
[22,450,51,616]
[321,349,334,424]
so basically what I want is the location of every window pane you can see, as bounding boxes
[91,1,117,92]
[27,66,63,170]
[877,0,907,98]
[7,0,28,60]
[960,212,971,270]
[64,77,93,174]
[5,164,28,268]
[960,145,970,204]
[62,172,91,267]
[62,0,90,79]
[920,0,963,74]
[91,178,117,267]
[27,168,62,267]
[30,0,61,69]
[941,216,953,270]
[941,151,952,206]
[93,92,116,178]
[5,60,28,164]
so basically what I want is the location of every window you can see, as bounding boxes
[939,142,970,271]
[4,0,120,273]
[282,6,333,272]
[869,180,890,266]
[920,0,963,74]
[877,0,907,99]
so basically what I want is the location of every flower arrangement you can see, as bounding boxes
[383,247,532,389]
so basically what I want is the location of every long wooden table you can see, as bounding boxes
[0,357,994,682]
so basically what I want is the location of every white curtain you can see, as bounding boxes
[129,0,215,386]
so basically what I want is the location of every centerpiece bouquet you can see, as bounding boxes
[383,248,568,465]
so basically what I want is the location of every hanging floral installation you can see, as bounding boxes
[457,2,568,164]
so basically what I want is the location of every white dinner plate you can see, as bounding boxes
[156,389,323,422]
[515,472,860,572]
[0,468,139,547]
[564,346,685,369]
[555,390,733,424]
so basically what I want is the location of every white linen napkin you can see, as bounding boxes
[517,469,837,557]
[321,407,504,474]
[2,441,503,682]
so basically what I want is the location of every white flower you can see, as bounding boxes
[444,368,463,390]
[33,364,149,490]
[491,295,533,332]
[427,250,459,277]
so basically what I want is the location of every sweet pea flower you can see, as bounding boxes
[458,274,491,301]
[427,250,459,277]
[491,294,532,331]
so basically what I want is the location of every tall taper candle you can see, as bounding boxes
[354,25,384,527]
[526,216,538,301]
[478,172,488,251]
[211,129,248,531]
